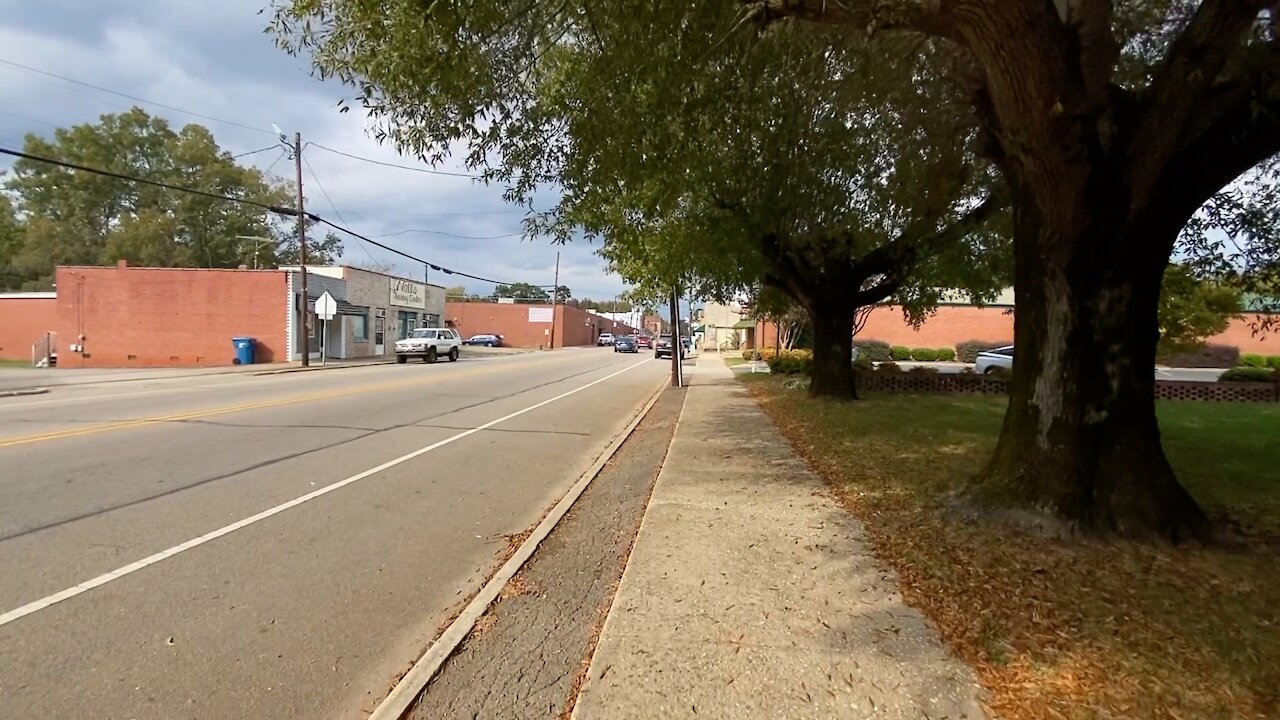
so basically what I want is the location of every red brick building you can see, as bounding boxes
[445,301,638,348]
[0,292,58,363]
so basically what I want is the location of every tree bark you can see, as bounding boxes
[807,304,856,400]
[977,185,1212,541]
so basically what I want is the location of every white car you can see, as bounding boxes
[395,327,461,364]
[597,333,615,346]
[975,345,1014,374]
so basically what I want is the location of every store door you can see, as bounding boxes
[374,314,386,355]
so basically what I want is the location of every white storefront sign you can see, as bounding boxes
[389,278,427,309]
[528,307,554,323]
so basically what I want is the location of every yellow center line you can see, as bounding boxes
[0,363,513,450]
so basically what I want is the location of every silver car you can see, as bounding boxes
[975,345,1014,374]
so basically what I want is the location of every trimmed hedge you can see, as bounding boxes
[1270,356,1280,370]
[956,340,1013,363]
[936,347,957,361]
[765,349,814,375]
[1241,353,1268,368]
[911,348,937,361]
[1219,366,1277,383]
[878,361,903,373]
[890,346,912,361]
[853,339,892,362]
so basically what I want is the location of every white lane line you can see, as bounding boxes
[0,360,649,628]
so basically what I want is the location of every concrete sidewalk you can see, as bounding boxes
[573,356,987,719]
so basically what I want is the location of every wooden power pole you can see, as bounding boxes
[294,132,311,367]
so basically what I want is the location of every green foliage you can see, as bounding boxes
[1240,354,1268,368]
[906,365,940,375]
[956,340,1012,364]
[877,362,903,374]
[494,282,549,301]
[2,108,298,290]
[936,348,957,362]
[1158,264,1243,353]
[853,355,875,373]
[854,340,892,362]
[766,349,814,375]
[890,346,912,361]
[911,348,938,362]
[1269,357,1280,370]
[1219,367,1277,383]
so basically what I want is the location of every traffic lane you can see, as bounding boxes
[0,361,666,720]
[0,354,647,609]
[0,352,568,442]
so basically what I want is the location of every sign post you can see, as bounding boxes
[314,291,337,366]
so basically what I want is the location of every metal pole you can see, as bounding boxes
[548,251,560,350]
[295,132,310,367]
[322,318,329,366]
[669,287,682,387]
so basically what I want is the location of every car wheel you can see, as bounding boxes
[397,355,407,364]
[982,366,995,375]
[426,347,438,364]
[449,347,459,362]
[486,341,494,347]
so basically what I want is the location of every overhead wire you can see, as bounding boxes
[0,144,551,288]
[306,142,483,178]
[0,57,277,136]
[374,228,524,240]
[301,153,385,268]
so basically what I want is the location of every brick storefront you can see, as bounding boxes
[0,293,58,362]
[445,301,637,348]
[55,263,288,368]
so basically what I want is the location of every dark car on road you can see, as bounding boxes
[463,334,503,347]
[613,336,638,353]
[654,334,682,360]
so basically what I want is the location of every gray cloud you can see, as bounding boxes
[0,0,626,300]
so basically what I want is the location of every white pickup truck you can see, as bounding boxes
[395,327,462,363]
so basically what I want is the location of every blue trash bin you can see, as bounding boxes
[232,336,256,365]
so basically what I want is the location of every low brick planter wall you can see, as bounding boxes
[854,372,1278,402]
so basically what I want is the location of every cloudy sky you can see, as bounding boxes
[0,0,628,301]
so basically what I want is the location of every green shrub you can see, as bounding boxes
[909,348,935,361]
[890,346,912,361]
[906,365,940,375]
[1267,356,1280,370]
[1241,353,1267,368]
[1219,366,1277,383]
[853,339,892,362]
[877,361,902,373]
[936,348,957,362]
[956,340,1012,363]
[766,349,813,375]
[852,355,875,373]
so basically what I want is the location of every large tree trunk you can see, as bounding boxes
[807,304,856,400]
[977,187,1212,542]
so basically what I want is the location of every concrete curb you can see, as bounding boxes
[251,360,397,376]
[368,376,671,720]
[0,387,50,398]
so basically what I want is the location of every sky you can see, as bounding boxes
[0,0,629,302]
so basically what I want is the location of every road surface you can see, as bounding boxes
[0,349,668,719]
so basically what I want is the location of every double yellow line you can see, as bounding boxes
[0,364,505,450]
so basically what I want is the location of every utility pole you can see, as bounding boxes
[548,251,560,350]
[669,286,683,387]
[294,132,310,367]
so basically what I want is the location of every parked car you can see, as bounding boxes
[597,332,615,346]
[975,345,1014,374]
[614,336,638,353]
[464,333,502,347]
[635,335,653,349]
[395,327,462,363]
[654,334,682,360]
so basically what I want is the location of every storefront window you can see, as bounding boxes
[397,311,418,339]
[351,314,368,341]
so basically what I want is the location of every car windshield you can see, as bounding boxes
[410,329,435,339]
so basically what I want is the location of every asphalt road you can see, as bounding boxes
[0,349,669,719]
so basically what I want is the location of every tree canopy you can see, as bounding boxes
[1,107,339,290]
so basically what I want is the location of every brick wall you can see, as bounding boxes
[55,264,288,368]
[445,301,637,348]
[0,294,58,361]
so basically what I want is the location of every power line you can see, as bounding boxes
[302,154,384,268]
[375,228,525,240]
[336,209,525,218]
[0,144,551,289]
[232,144,285,160]
[306,142,483,178]
[0,57,276,136]
[0,146,296,216]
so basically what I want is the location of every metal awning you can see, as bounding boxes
[731,319,755,329]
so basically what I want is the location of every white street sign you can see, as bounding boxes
[315,291,337,320]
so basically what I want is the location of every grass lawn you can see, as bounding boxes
[722,356,750,367]
[0,358,33,368]
[744,376,1279,720]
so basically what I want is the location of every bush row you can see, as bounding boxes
[1219,366,1278,383]
[1239,354,1280,370]
[888,346,957,362]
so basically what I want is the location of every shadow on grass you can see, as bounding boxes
[744,376,1280,720]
